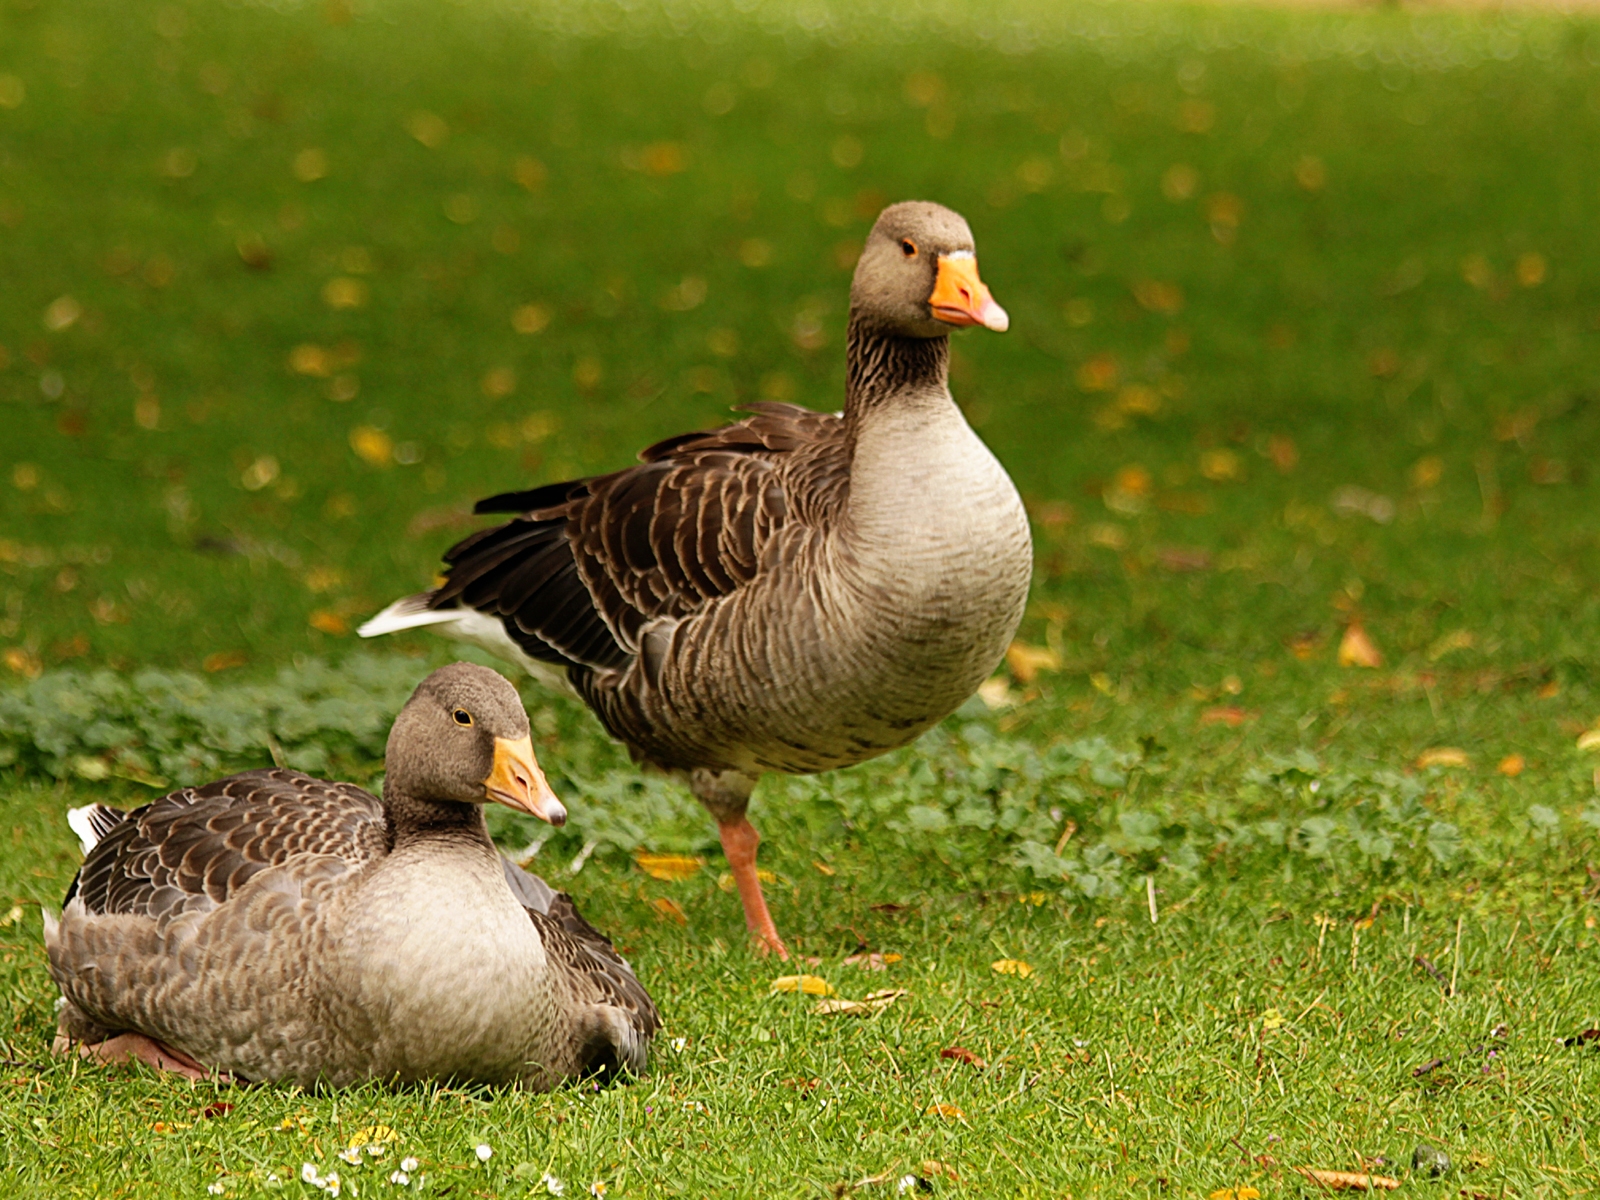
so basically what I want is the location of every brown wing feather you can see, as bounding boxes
[66,769,386,922]
[527,897,661,1037]
[429,403,848,677]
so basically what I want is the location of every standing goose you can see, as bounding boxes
[361,202,1031,959]
[45,663,659,1088]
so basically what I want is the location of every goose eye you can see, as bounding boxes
[900,239,917,257]
[452,709,473,726]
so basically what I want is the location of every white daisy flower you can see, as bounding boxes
[301,1164,323,1186]
[388,1171,409,1187]
[339,1147,363,1166]
[542,1172,565,1195]
[474,1143,493,1162]
[400,1158,419,1173]
[207,1184,225,1196]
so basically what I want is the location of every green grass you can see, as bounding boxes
[4,0,1600,1194]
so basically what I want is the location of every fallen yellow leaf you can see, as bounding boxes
[634,853,704,882]
[1578,729,1600,752]
[1005,640,1061,684]
[1338,623,1383,668]
[308,611,348,636]
[1199,448,1243,482]
[811,859,836,876]
[770,974,833,996]
[1416,747,1470,770]
[1427,629,1474,661]
[924,1103,967,1120]
[1209,1189,1261,1200]
[1497,754,1526,777]
[650,896,688,925]
[349,425,393,467]
[3,647,43,679]
[991,958,1033,978]
[347,1125,396,1148]
[322,276,368,310]
[977,676,1017,709]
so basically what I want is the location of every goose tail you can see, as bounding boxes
[66,804,125,855]
[357,592,463,638]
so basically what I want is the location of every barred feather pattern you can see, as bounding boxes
[47,768,658,1087]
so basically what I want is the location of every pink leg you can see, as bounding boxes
[717,815,789,960]
[73,1033,230,1083]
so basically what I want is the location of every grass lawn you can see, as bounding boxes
[4,0,1600,1194]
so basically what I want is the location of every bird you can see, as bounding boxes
[359,201,1032,959]
[44,662,659,1088]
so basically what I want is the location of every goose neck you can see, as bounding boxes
[844,316,950,428]
[381,782,494,851]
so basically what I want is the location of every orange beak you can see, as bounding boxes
[484,735,566,826]
[929,254,1009,332]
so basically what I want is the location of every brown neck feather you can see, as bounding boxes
[844,315,949,429]
[382,781,493,850]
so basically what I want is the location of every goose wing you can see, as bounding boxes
[501,857,660,1044]
[65,768,387,921]
[429,402,847,676]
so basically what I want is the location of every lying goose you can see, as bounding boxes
[361,201,1031,958]
[45,662,659,1087]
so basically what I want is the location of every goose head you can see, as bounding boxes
[850,201,1008,338]
[385,662,567,825]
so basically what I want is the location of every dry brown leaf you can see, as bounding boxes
[939,1045,986,1068]
[201,651,247,673]
[991,958,1033,978]
[634,853,704,882]
[1497,754,1526,777]
[770,974,833,996]
[841,952,902,971]
[1416,747,1470,769]
[1338,623,1383,668]
[1005,640,1061,684]
[1200,705,1255,728]
[814,989,906,1016]
[650,896,688,925]
[812,859,836,877]
[920,1161,960,1183]
[1295,1167,1399,1191]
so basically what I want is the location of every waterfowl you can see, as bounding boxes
[44,662,659,1088]
[360,201,1032,959]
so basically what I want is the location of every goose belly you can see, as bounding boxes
[639,402,1033,774]
[331,857,556,1085]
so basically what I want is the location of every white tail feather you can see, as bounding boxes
[357,594,462,638]
[66,804,124,855]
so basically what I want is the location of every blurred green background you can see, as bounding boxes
[4,0,1599,691]
[4,2,1600,1196]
